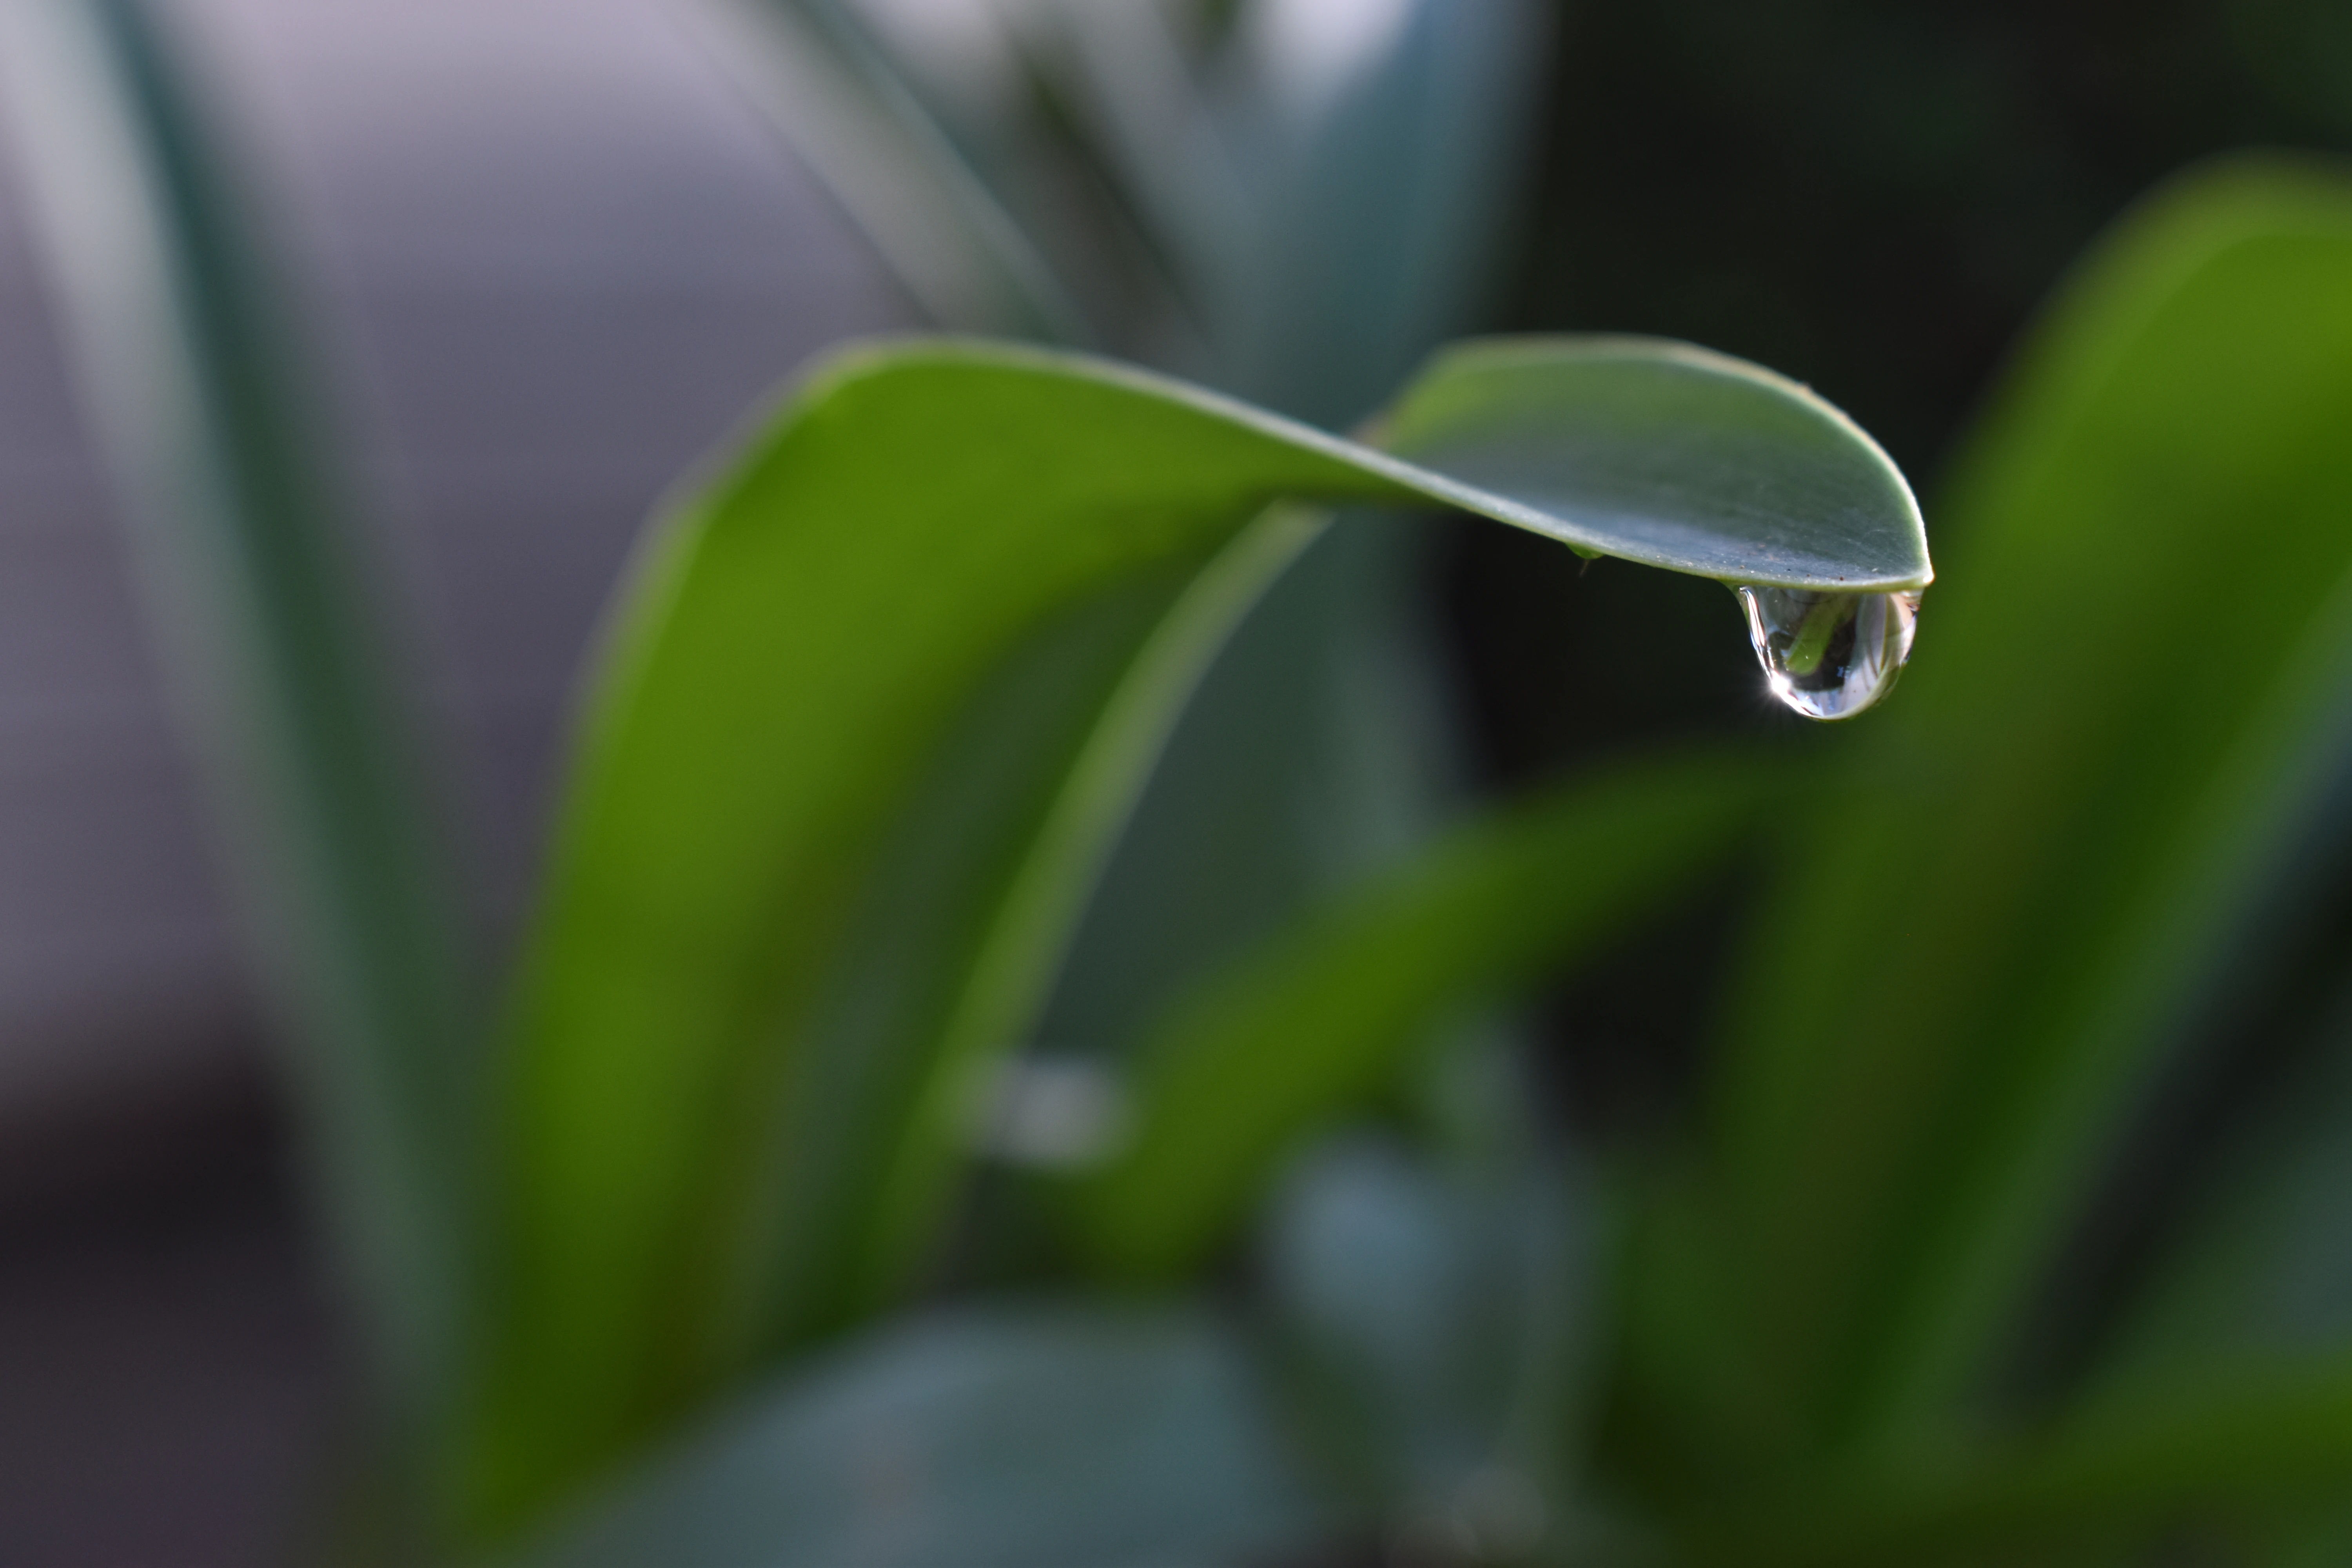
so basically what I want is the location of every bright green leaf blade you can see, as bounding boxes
[742,506,1328,1363]
[1685,156,2352,1468]
[520,1306,1330,1568]
[0,0,476,1434]
[1071,751,1770,1283]
[473,334,1919,1532]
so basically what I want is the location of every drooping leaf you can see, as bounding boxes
[1049,333,1910,1086]
[468,334,1925,1533]
[1382,337,1927,586]
[1671,156,2352,1481]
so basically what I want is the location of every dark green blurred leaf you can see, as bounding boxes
[1688,1351,2352,1566]
[523,1305,1328,1568]
[1668,155,2352,1479]
[1073,750,1769,1283]
[470,336,1922,1531]
[2111,1018,2352,1376]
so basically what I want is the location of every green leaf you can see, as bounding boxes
[468,334,1924,1533]
[0,0,476,1436]
[1071,750,1771,1283]
[1032,515,1461,1113]
[1687,1351,2352,1567]
[521,1305,1327,1568]
[1676,155,2352,1473]
[1385,337,1927,588]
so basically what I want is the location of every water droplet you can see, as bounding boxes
[1736,585,1920,720]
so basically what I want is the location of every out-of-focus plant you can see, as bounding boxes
[694,0,1546,418]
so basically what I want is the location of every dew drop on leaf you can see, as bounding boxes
[1735,585,1920,720]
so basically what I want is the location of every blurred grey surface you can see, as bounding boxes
[0,0,902,1559]
[0,0,904,1125]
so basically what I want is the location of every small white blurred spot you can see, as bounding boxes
[967,1052,1132,1170]
[1242,0,1417,116]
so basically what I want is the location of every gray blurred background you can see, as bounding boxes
[0,2,903,1559]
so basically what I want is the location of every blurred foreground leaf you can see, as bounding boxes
[524,1306,1324,1568]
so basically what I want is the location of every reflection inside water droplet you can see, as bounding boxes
[1736,585,1920,720]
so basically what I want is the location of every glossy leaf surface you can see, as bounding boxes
[1383,338,1927,588]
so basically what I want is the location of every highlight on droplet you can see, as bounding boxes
[1735,584,1920,720]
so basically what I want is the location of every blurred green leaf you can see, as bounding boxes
[1671,155,2352,1478]
[0,0,477,1438]
[1259,1132,1588,1558]
[523,1306,1326,1568]
[1031,514,1458,1091]
[1689,1350,2352,1567]
[470,334,1924,1532]
[2101,1004,2352,1385]
[1073,750,1769,1283]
